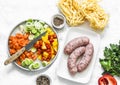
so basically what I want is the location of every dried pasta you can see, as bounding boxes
[58,0,85,26]
[79,0,108,30]
[58,0,108,30]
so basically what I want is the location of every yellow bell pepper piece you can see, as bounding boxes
[38,55,42,60]
[52,39,58,52]
[41,42,47,50]
[42,34,50,43]
[51,54,55,59]
[43,52,49,58]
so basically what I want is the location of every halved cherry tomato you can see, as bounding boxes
[98,74,117,85]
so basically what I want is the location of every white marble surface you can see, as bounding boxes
[0,0,120,85]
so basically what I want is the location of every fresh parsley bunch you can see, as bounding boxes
[100,41,120,76]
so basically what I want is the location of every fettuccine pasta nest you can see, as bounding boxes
[58,0,108,30]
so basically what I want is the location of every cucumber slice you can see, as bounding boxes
[28,34,35,40]
[30,47,37,52]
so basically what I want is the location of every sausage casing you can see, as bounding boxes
[64,37,89,55]
[77,43,94,72]
[67,47,86,75]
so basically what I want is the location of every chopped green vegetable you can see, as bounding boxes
[100,41,120,77]
[27,19,33,22]
[30,47,37,52]
[42,61,49,67]
[40,21,45,25]
[44,24,49,29]
[21,61,26,67]
[32,62,40,69]
[29,62,40,70]
[28,34,35,40]
[34,32,40,38]
[21,58,33,67]
[31,28,37,34]
[23,19,47,39]
[19,25,25,33]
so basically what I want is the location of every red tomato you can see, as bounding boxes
[98,74,117,85]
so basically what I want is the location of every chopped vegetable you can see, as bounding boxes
[34,28,58,62]
[32,28,37,34]
[9,19,58,70]
[30,47,37,53]
[9,33,29,55]
[42,61,50,67]
[44,24,49,29]
[41,42,47,50]
[28,34,34,40]
[19,25,25,33]
[100,41,120,76]
[21,58,33,67]
[29,62,40,70]
[23,19,47,38]
[98,74,117,85]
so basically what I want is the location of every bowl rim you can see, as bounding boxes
[7,19,60,71]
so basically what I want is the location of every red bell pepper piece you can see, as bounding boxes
[98,74,117,85]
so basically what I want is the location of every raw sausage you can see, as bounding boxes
[77,43,94,72]
[64,37,89,55]
[67,47,86,75]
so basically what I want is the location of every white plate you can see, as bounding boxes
[57,27,101,84]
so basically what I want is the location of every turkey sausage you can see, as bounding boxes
[67,47,86,75]
[64,37,89,55]
[77,43,94,72]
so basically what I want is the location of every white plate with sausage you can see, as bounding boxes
[57,27,101,84]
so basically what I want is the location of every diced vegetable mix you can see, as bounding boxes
[35,28,58,62]
[9,19,58,70]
